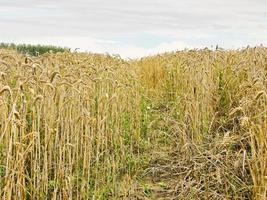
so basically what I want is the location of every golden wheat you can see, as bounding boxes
[0,47,266,199]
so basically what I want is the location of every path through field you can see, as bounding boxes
[128,104,183,200]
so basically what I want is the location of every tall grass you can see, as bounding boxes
[0,50,144,199]
[0,47,266,199]
[134,47,267,199]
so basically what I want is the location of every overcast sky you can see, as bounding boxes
[0,0,267,58]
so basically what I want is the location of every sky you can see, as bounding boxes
[0,0,267,58]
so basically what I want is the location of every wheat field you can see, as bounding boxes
[0,47,266,199]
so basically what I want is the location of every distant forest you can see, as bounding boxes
[0,42,69,56]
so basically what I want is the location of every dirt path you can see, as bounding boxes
[127,106,181,200]
[129,145,180,199]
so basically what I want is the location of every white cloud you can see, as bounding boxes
[107,40,190,59]
[0,0,266,58]
[3,36,190,58]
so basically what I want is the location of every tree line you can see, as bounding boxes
[0,42,69,56]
